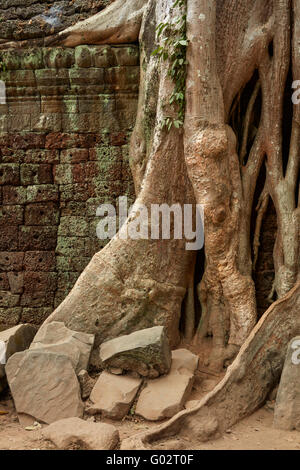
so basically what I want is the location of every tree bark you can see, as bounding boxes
[122,281,300,449]
[2,0,299,426]
[28,0,299,370]
[42,0,196,357]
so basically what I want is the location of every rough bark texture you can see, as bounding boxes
[26,0,299,361]
[28,0,298,367]
[122,282,300,448]
[1,0,299,438]
[41,0,196,354]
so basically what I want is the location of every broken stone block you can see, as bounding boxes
[30,321,94,373]
[78,370,95,400]
[99,326,171,378]
[135,349,199,421]
[0,324,36,392]
[42,417,119,450]
[88,371,142,419]
[6,349,83,425]
[274,336,300,430]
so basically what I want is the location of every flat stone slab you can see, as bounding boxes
[274,336,300,430]
[42,417,119,450]
[89,371,142,419]
[0,324,36,392]
[99,326,171,378]
[6,349,83,425]
[135,349,199,421]
[30,322,94,374]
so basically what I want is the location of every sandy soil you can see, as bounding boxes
[1,369,300,451]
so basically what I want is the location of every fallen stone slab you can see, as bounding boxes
[30,322,94,374]
[135,349,199,421]
[42,417,119,450]
[0,324,36,392]
[89,371,142,419]
[99,326,171,378]
[6,349,83,425]
[274,336,300,430]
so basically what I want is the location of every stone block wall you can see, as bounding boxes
[0,44,138,326]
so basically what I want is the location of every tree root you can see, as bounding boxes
[121,282,300,449]
[253,183,269,270]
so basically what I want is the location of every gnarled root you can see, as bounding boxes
[121,281,300,449]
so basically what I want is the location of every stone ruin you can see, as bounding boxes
[0,0,295,451]
[0,321,200,449]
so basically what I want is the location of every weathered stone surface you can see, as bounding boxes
[135,349,199,421]
[78,370,95,400]
[0,324,36,392]
[89,371,142,419]
[99,326,171,378]
[5,349,83,424]
[30,322,94,373]
[42,417,119,450]
[274,337,300,430]
[0,43,137,327]
[0,324,36,360]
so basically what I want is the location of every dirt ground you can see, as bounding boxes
[1,368,300,451]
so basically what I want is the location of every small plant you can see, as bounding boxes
[129,403,136,416]
[152,0,188,131]
[0,58,6,72]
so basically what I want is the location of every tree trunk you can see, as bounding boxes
[3,0,299,433]
[122,281,300,449]
[42,0,197,356]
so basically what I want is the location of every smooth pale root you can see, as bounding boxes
[135,349,199,421]
[39,0,195,354]
[42,417,119,450]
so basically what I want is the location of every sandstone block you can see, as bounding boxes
[30,321,94,373]
[42,417,119,450]
[89,371,142,420]
[135,349,199,421]
[274,337,300,430]
[6,350,83,424]
[99,326,171,378]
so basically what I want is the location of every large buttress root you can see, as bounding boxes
[6,0,297,376]
[40,1,196,353]
[122,282,300,449]
[184,1,258,368]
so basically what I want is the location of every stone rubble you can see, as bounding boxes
[135,349,199,421]
[1,318,200,428]
[99,326,171,378]
[88,371,142,420]
[0,324,36,392]
[42,417,119,450]
[6,349,83,425]
[274,336,300,430]
[30,321,94,374]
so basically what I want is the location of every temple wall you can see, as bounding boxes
[0,44,138,326]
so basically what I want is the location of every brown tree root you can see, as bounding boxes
[121,282,300,449]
